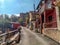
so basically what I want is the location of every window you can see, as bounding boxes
[48,15,52,22]
[46,0,52,9]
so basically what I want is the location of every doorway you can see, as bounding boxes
[41,14,44,34]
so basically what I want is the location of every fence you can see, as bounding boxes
[0,29,20,45]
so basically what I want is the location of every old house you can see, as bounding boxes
[20,13,29,26]
[28,11,35,30]
[37,0,60,43]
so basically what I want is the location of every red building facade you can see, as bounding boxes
[37,0,60,43]
[37,0,57,33]
[45,0,57,28]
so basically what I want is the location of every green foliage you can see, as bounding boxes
[0,15,11,24]
[18,18,23,23]
[11,15,18,22]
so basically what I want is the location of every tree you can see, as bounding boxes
[18,18,23,23]
[11,15,18,22]
[5,14,11,22]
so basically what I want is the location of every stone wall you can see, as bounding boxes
[44,29,60,43]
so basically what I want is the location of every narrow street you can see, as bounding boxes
[0,0,60,45]
[17,27,59,45]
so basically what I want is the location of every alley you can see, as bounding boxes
[0,0,60,45]
[17,27,59,45]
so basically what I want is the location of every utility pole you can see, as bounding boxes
[33,0,35,12]
[33,0,36,21]
[33,0,36,31]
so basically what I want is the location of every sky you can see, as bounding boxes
[0,0,40,14]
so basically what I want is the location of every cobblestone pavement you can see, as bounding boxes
[17,27,60,45]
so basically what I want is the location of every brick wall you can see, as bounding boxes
[44,29,60,43]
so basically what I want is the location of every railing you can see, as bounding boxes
[43,21,57,30]
[0,29,20,45]
[44,21,57,28]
